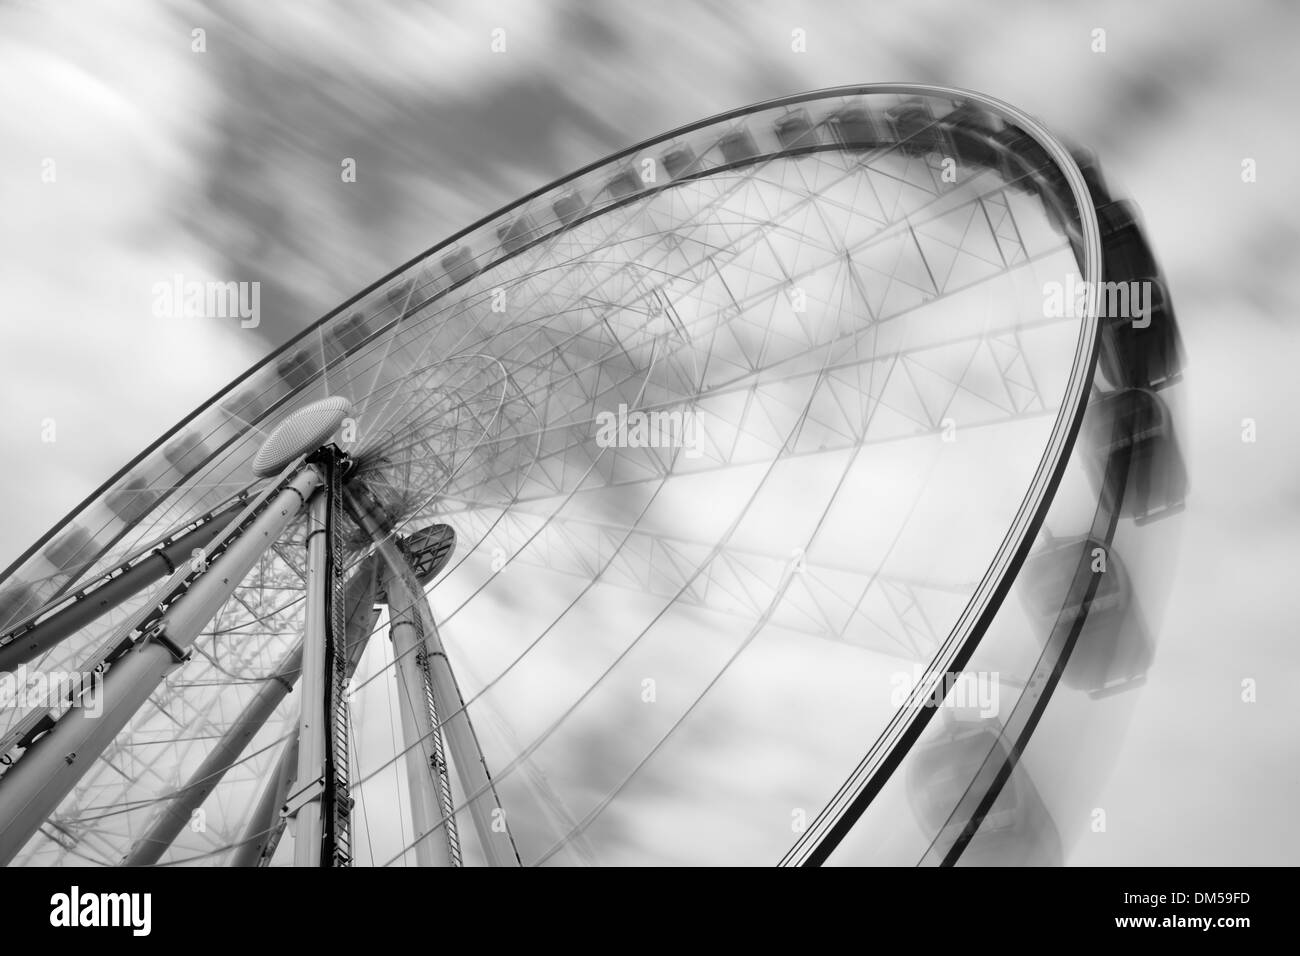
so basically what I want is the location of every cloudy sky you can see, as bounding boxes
[1,0,1297,864]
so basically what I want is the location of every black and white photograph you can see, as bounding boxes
[0,0,1292,928]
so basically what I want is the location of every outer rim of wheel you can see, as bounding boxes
[1,85,1103,869]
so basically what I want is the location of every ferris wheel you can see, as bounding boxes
[0,84,1184,867]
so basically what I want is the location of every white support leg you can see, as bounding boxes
[346,488,520,866]
[385,563,455,867]
[288,487,330,866]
